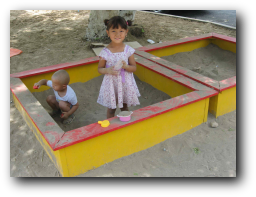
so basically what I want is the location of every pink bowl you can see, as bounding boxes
[117,111,133,122]
[119,116,131,122]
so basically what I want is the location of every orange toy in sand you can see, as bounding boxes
[10,48,22,57]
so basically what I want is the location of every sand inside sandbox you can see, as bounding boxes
[118,111,132,117]
[161,43,236,81]
[32,75,172,132]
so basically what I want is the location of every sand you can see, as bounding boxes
[161,44,236,81]
[118,111,132,116]
[10,10,236,177]
[32,75,171,132]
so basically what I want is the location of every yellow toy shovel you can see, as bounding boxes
[98,120,110,128]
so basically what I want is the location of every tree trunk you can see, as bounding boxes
[119,10,136,21]
[85,10,136,41]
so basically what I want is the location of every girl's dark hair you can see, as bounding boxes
[104,16,132,30]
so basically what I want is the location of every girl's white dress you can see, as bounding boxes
[97,45,140,109]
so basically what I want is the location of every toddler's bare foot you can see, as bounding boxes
[49,109,61,116]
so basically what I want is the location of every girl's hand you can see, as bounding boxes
[106,66,119,75]
[121,60,129,70]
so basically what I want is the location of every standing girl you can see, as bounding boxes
[97,16,140,118]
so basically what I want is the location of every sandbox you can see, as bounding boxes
[10,35,219,177]
[135,33,236,117]
[32,75,172,132]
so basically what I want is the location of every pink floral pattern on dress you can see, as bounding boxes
[97,45,141,109]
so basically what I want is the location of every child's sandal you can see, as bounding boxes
[63,114,75,125]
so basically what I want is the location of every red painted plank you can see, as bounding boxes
[219,76,236,91]
[10,77,65,150]
[212,33,236,43]
[54,89,218,150]
[134,54,214,92]
[135,51,220,91]
[10,56,100,78]
[136,33,213,52]
[10,89,63,149]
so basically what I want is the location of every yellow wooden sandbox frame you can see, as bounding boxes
[135,33,236,117]
[10,33,235,177]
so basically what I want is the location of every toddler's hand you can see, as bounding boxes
[121,60,129,70]
[33,82,40,89]
[60,112,69,120]
[106,66,119,75]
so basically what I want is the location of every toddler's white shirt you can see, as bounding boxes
[47,80,78,105]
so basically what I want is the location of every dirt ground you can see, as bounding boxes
[10,10,236,177]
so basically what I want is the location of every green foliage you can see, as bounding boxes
[193,148,200,154]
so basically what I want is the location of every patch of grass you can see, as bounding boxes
[228,127,234,131]
[193,148,200,154]
[134,173,138,176]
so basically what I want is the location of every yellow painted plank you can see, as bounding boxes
[211,39,236,53]
[21,72,54,93]
[216,87,236,117]
[56,149,69,177]
[65,63,100,84]
[209,87,236,117]
[148,39,211,57]
[60,98,208,177]
[134,64,192,98]
[21,62,100,93]
[203,97,210,122]
[209,94,219,117]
